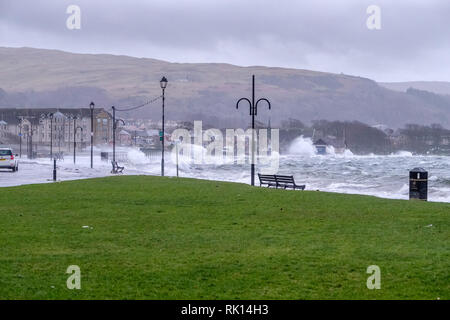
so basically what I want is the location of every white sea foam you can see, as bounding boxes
[342,149,354,157]
[288,136,316,156]
[326,145,336,155]
[391,150,413,157]
[126,149,149,166]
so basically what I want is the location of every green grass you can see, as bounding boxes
[0,176,448,299]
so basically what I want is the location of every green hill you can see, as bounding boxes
[2,47,450,128]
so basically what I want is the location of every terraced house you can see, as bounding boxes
[0,108,113,148]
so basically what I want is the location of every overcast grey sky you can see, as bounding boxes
[1,0,449,82]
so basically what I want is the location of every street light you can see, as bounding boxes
[50,113,54,159]
[236,75,271,186]
[90,102,95,168]
[160,76,168,177]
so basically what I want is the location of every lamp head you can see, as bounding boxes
[160,76,168,89]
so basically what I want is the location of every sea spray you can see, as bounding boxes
[342,149,354,157]
[126,149,149,166]
[326,145,336,155]
[391,150,413,157]
[288,136,316,156]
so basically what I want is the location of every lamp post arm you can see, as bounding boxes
[236,98,252,115]
[255,98,271,116]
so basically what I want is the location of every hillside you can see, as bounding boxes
[380,81,450,96]
[1,47,450,128]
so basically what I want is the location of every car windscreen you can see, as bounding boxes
[0,150,12,156]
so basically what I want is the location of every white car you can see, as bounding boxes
[0,148,19,172]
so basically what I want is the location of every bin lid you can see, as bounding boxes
[410,167,427,173]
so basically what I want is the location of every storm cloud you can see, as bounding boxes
[1,0,449,82]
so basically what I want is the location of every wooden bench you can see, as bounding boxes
[111,161,124,174]
[275,175,305,190]
[258,174,277,188]
[258,173,306,190]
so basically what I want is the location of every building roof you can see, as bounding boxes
[119,130,130,135]
[0,107,112,125]
[53,111,66,119]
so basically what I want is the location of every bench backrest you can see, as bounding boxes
[258,174,277,182]
[275,175,295,184]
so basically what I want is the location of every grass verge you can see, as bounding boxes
[0,176,448,299]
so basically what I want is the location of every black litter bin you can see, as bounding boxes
[100,152,109,162]
[409,168,428,201]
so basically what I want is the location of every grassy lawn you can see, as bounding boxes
[0,176,448,299]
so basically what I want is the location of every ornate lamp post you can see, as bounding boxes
[160,76,168,177]
[89,102,95,168]
[50,113,54,159]
[236,75,271,186]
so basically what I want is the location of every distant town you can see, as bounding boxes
[0,107,190,158]
[1,107,450,157]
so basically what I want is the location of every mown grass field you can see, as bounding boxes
[0,176,448,299]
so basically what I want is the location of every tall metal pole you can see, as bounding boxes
[50,116,53,159]
[73,117,76,164]
[161,88,165,177]
[19,120,22,158]
[236,75,272,186]
[53,158,57,181]
[176,142,179,177]
[90,103,94,168]
[29,128,33,159]
[251,75,256,187]
[68,116,71,152]
[112,106,116,163]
